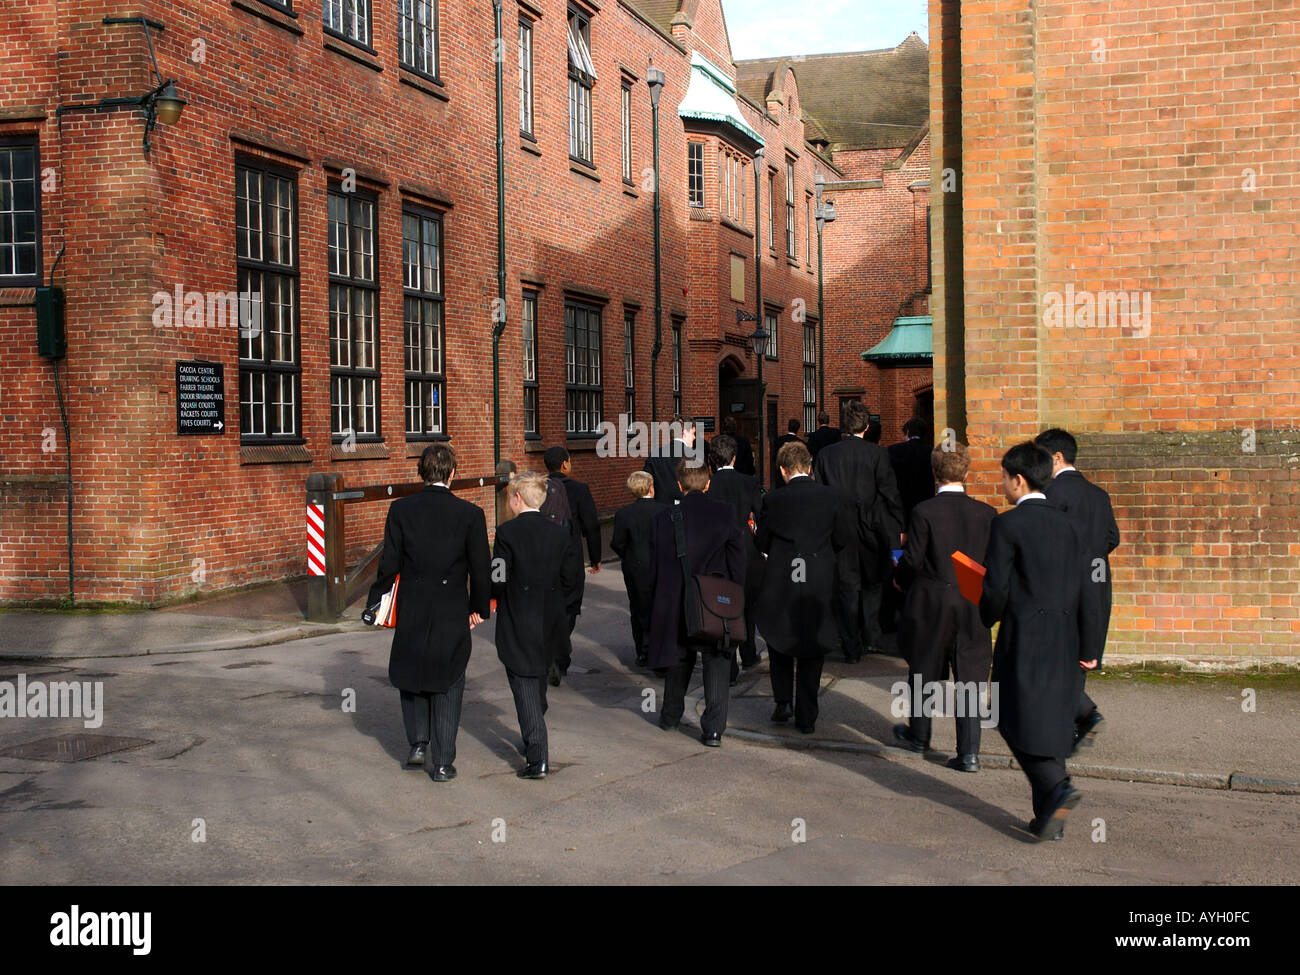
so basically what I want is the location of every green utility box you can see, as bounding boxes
[36,285,66,359]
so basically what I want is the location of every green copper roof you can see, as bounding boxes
[862,316,932,361]
[678,53,764,147]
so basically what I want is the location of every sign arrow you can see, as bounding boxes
[213,421,223,431]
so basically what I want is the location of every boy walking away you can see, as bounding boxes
[706,433,765,675]
[544,446,602,684]
[648,458,746,746]
[492,471,582,779]
[772,418,804,490]
[892,443,996,771]
[812,400,903,661]
[611,471,659,667]
[806,411,840,460]
[1035,428,1119,753]
[364,443,491,784]
[755,441,853,734]
[980,442,1101,841]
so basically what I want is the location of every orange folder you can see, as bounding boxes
[951,551,985,605]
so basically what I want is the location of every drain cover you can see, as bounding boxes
[0,734,154,763]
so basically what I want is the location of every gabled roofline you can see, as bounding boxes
[883,123,931,171]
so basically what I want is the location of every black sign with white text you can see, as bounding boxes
[175,361,225,435]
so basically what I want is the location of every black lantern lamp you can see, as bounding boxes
[56,17,187,154]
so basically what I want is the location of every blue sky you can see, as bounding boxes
[720,0,928,60]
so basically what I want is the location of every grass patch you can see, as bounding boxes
[1094,665,1300,689]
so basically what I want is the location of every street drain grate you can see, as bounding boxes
[0,734,154,763]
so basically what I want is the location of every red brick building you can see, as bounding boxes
[931,0,1299,664]
[3,0,923,604]
[738,35,934,445]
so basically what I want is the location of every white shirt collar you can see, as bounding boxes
[788,472,811,480]
[719,464,734,470]
[517,507,541,514]
[430,481,449,488]
[1016,492,1047,505]
[1054,466,1077,478]
[937,484,965,494]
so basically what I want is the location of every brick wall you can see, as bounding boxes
[931,0,1300,663]
[822,134,932,444]
[1,0,847,602]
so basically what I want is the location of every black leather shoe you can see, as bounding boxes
[947,753,979,773]
[1033,784,1081,841]
[658,716,679,731]
[1072,710,1104,753]
[771,702,794,723]
[701,731,722,747]
[518,760,548,780]
[406,743,428,767]
[892,724,930,752]
[635,652,648,667]
[547,662,562,687]
[428,764,457,782]
[796,724,815,735]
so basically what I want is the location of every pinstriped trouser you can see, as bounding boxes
[507,671,549,765]
[399,676,465,767]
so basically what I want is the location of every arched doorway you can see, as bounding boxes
[717,355,759,446]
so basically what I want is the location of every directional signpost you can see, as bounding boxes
[175,361,225,435]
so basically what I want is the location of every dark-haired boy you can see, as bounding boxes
[1035,428,1119,751]
[707,433,764,675]
[648,458,745,746]
[812,400,903,661]
[979,442,1100,841]
[544,445,601,684]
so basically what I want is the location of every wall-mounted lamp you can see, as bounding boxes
[646,66,666,107]
[55,17,187,155]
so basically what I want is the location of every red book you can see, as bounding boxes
[951,551,985,605]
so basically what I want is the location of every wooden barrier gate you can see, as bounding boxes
[304,461,516,622]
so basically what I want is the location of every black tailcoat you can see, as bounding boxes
[367,485,492,693]
[732,433,756,476]
[806,425,840,459]
[1045,469,1120,661]
[611,497,660,603]
[647,492,745,669]
[896,491,997,683]
[754,476,854,656]
[707,466,767,627]
[555,473,602,565]
[978,498,1101,757]
[550,472,599,614]
[888,437,936,517]
[644,439,692,505]
[492,511,582,677]
[811,435,904,585]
